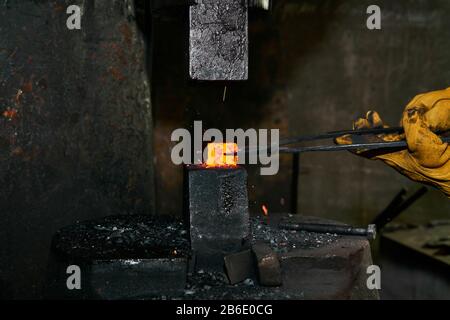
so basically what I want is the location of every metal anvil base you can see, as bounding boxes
[186,166,250,270]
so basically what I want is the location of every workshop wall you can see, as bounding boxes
[0,1,153,298]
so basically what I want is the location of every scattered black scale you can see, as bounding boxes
[51,213,343,299]
[251,215,341,253]
[153,215,341,300]
[220,177,235,216]
[52,215,190,262]
[178,271,303,300]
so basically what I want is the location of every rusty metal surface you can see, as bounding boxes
[0,0,153,298]
[189,0,248,80]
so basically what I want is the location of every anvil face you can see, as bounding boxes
[189,0,249,81]
[187,165,250,270]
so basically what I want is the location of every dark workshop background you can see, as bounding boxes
[0,0,449,299]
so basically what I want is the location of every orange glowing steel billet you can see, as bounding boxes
[205,143,238,168]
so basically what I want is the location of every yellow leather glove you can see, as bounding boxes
[336,88,450,197]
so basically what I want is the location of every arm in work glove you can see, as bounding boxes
[336,87,450,197]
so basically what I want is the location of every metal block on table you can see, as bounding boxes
[46,215,190,299]
[224,249,256,284]
[252,242,282,287]
[90,258,187,299]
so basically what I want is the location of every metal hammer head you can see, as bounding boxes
[152,0,270,80]
[189,0,249,81]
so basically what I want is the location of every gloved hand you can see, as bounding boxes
[336,87,450,197]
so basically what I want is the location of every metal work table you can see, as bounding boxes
[46,214,379,300]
